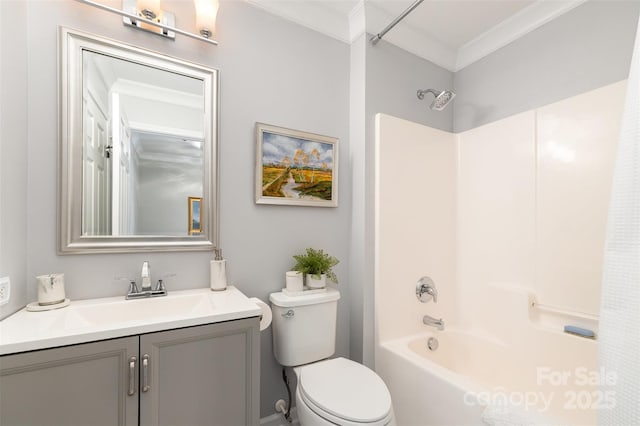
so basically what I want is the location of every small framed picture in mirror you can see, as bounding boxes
[188,197,203,235]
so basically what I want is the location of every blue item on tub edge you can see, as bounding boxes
[564,325,596,339]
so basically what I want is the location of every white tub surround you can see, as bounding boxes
[374,116,457,342]
[374,81,626,426]
[0,286,261,355]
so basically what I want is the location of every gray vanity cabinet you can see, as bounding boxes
[0,317,260,426]
[0,336,139,426]
[139,318,260,426]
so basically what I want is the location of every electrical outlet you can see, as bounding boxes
[0,276,10,305]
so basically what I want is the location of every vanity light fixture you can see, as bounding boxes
[76,0,219,45]
[136,0,160,20]
[194,0,219,39]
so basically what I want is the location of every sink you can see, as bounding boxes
[0,287,263,355]
[73,292,213,326]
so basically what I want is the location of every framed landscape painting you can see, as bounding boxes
[255,123,338,207]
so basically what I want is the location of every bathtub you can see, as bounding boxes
[375,329,600,426]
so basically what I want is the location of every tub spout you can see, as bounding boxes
[423,315,444,331]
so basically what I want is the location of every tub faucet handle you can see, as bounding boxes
[425,286,438,303]
[416,276,438,303]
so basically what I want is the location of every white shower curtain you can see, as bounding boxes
[598,17,640,425]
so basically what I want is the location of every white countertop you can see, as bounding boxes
[0,286,261,355]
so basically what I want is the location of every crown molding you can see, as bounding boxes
[454,0,587,71]
[245,0,585,72]
[364,1,457,71]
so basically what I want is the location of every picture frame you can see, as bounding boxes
[255,123,338,207]
[188,196,203,235]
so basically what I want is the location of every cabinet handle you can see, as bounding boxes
[142,354,150,393]
[128,356,137,396]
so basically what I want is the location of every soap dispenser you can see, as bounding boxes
[210,248,227,291]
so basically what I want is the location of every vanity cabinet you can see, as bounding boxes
[0,317,259,426]
[0,336,139,426]
[139,318,259,426]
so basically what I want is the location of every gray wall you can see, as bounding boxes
[365,35,454,133]
[0,0,28,320]
[17,0,350,417]
[454,0,640,132]
[135,162,203,235]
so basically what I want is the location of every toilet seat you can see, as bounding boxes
[297,357,393,425]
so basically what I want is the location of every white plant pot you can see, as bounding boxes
[306,274,326,289]
[285,271,304,292]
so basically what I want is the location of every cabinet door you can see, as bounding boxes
[139,318,260,426]
[0,336,139,426]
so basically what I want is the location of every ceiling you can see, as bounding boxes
[246,0,586,71]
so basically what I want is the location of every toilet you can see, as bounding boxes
[270,288,395,426]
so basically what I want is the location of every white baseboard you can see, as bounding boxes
[260,407,299,426]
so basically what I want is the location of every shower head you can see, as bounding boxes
[417,89,456,111]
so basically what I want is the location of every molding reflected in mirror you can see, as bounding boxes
[58,27,219,254]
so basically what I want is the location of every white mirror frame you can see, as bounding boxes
[58,27,219,254]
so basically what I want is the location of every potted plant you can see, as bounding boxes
[292,248,339,289]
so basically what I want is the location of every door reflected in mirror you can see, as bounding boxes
[59,27,218,253]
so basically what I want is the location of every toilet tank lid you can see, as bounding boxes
[269,288,340,307]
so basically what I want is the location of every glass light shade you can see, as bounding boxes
[137,0,160,19]
[194,0,219,37]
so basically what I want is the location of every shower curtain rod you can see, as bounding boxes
[370,0,425,45]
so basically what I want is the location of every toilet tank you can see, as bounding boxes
[269,288,340,367]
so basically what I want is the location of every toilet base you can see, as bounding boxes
[295,389,336,426]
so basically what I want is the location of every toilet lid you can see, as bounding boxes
[298,357,392,423]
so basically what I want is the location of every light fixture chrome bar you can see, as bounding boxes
[122,0,176,41]
[76,0,219,46]
[370,0,424,45]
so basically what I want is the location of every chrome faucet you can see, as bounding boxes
[424,286,438,303]
[423,315,445,331]
[417,276,443,330]
[416,276,438,303]
[125,261,168,299]
[141,261,151,291]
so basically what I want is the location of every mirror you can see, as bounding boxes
[59,27,219,253]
